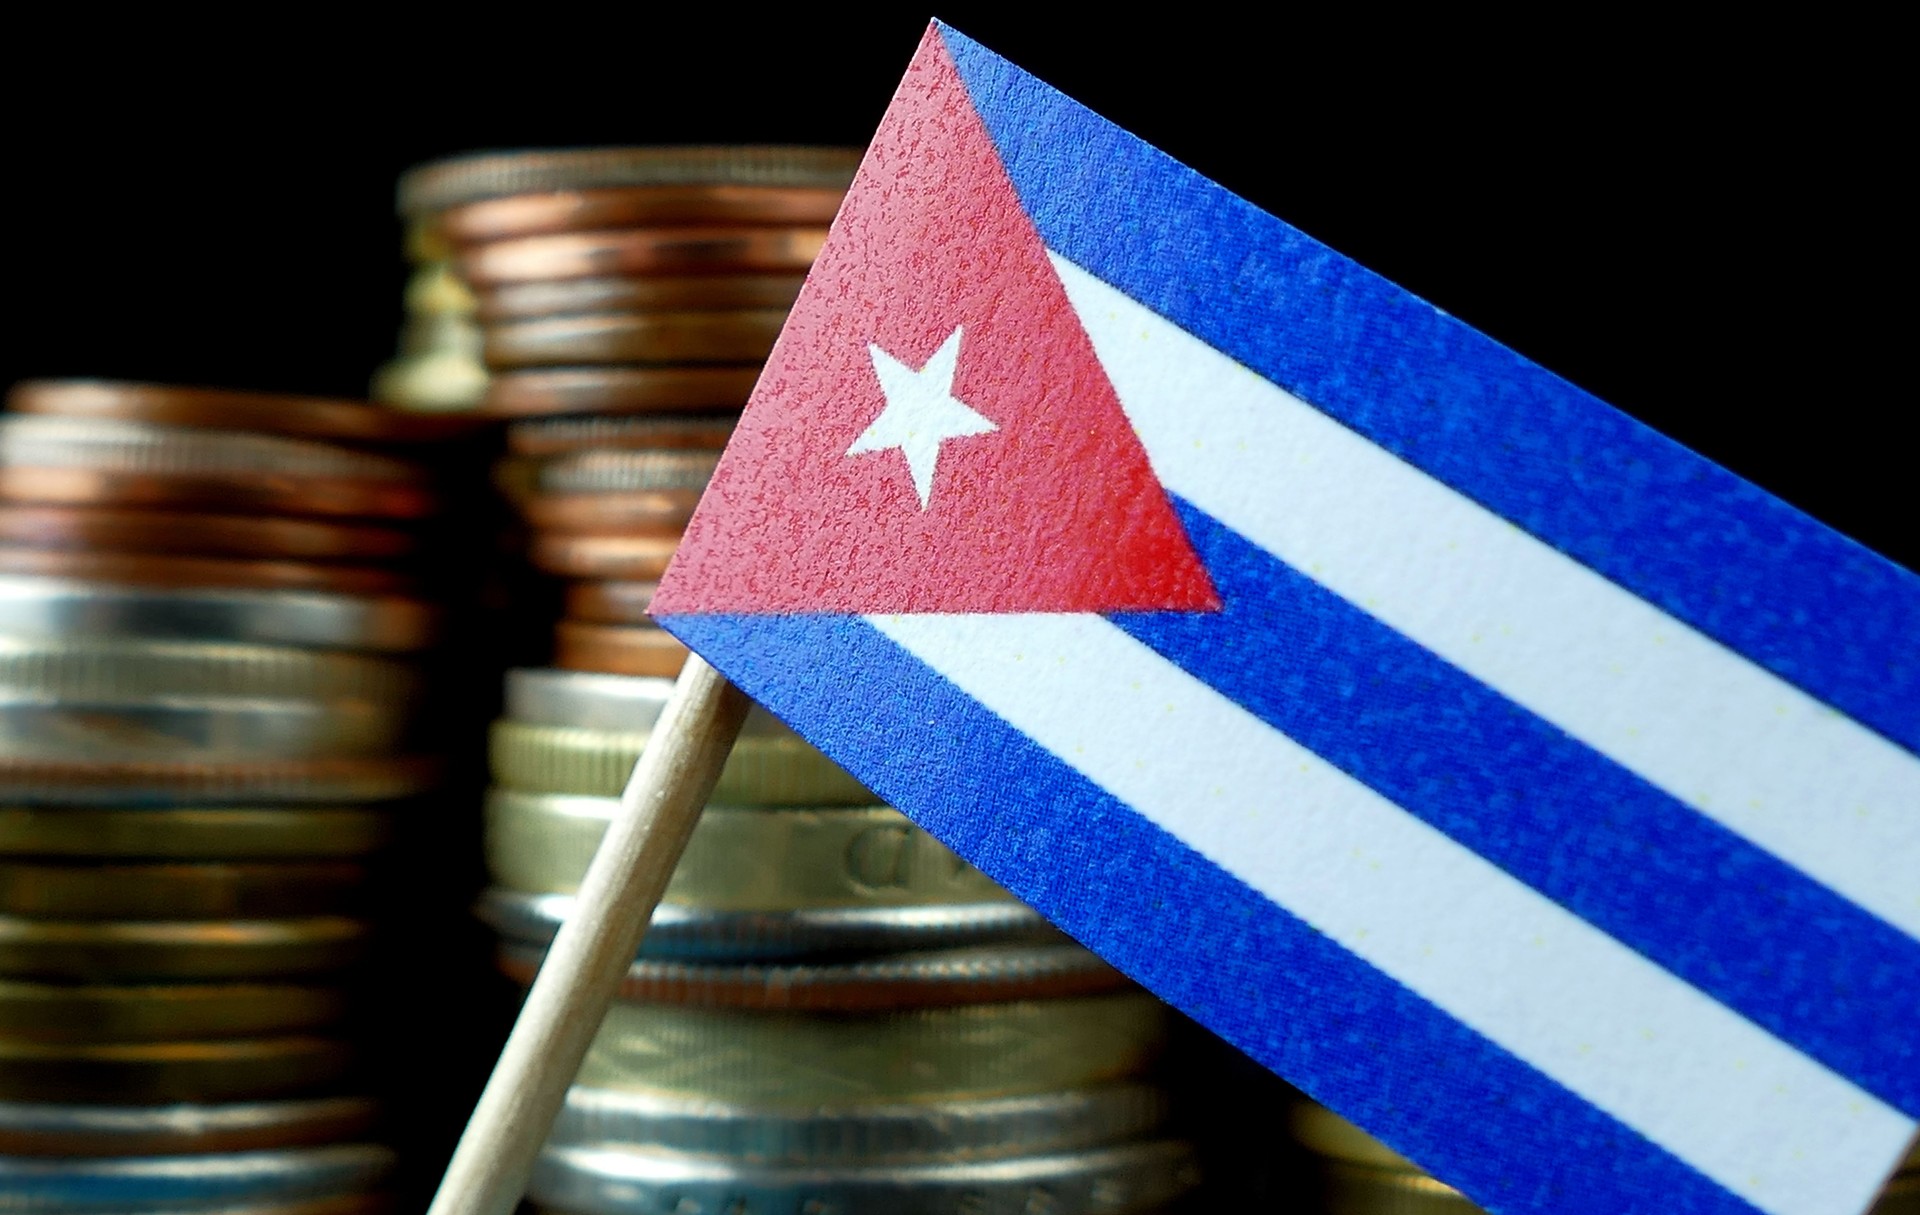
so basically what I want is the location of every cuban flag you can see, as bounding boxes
[652,22,1920,1215]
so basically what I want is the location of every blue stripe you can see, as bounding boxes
[1114,500,1920,1118]
[660,610,1762,1215]
[938,23,1920,758]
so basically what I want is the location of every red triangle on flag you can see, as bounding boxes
[652,33,1218,616]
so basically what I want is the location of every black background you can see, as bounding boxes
[3,8,1907,1205]
[6,10,1906,567]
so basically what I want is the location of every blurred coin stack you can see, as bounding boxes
[480,669,1200,1214]
[393,145,857,674]
[370,220,489,413]
[1287,1100,1920,1214]
[0,380,458,1212]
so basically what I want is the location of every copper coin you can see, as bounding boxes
[519,492,696,535]
[0,468,435,521]
[398,146,862,214]
[476,275,806,322]
[0,506,414,562]
[0,549,417,595]
[553,621,687,678]
[483,310,787,369]
[6,381,487,445]
[529,534,678,581]
[505,414,734,457]
[442,187,845,243]
[562,581,657,625]
[460,228,828,285]
[482,367,758,417]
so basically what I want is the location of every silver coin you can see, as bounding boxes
[0,699,408,761]
[496,940,1119,1006]
[549,1084,1169,1165]
[476,888,1055,960]
[0,639,418,703]
[0,1144,394,1211]
[0,578,436,652]
[503,669,788,735]
[531,450,719,495]
[0,1096,378,1156]
[0,416,420,483]
[530,1140,1199,1215]
[504,668,672,731]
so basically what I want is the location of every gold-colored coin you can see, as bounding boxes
[1290,1100,1420,1171]
[552,621,687,678]
[488,720,869,806]
[0,978,348,1043]
[403,262,477,317]
[0,861,366,920]
[0,807,392,859]
[0,1035,353,1102]
[479,275,805,322]
[0,916,370,981]
[1322,1160,1485,1214]
[482,366,758,417]
[483,310,788,368]
[485,791,1010,908]
[578,993,1166,1106]
[370,346,489,414]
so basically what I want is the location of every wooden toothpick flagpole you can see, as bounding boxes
[427,654,749,1215]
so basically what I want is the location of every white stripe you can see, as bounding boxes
[871,612,1913,1215]
[1052,253,1920,942]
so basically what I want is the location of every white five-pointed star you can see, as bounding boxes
[847,326,997,508]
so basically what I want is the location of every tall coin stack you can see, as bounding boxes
[0,381,455,1213]
[478,669,1199,1214]
[394,145,857,674]
[1288,1100,1920,1214]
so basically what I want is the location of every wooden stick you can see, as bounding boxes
[426,654,749,1215]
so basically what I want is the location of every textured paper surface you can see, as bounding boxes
[656,21,1920,1215]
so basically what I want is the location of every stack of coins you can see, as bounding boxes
[394,146,858,676]
[0,380,457,1212]
[480,669,1201,1213]
[1288,1100,1920,1214]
